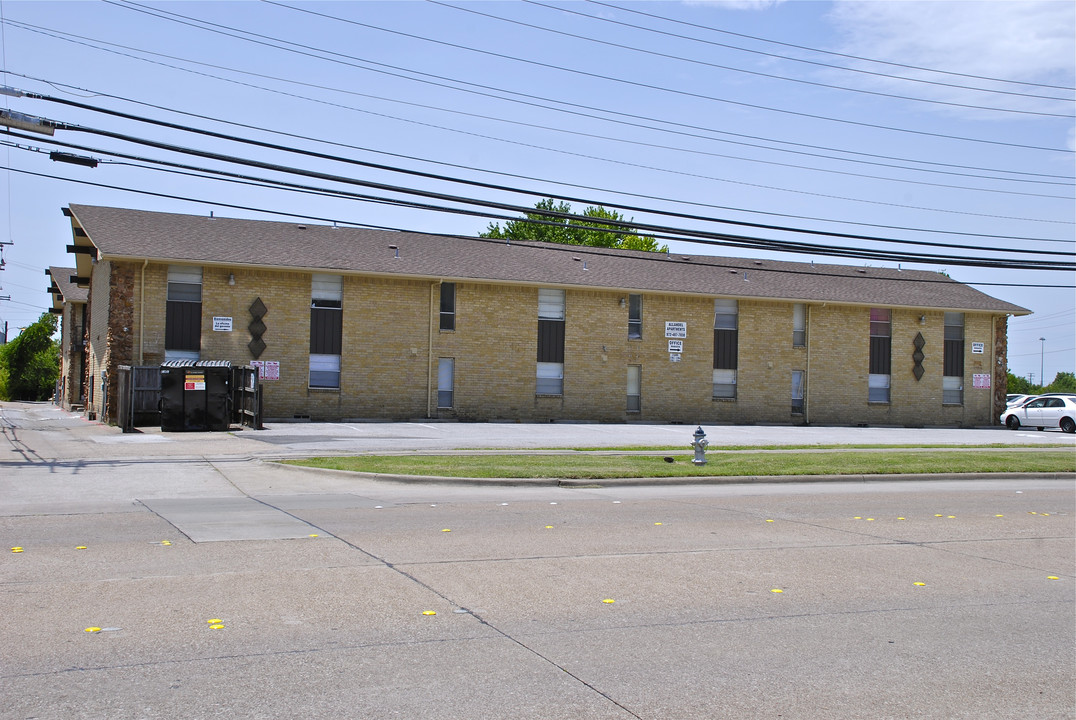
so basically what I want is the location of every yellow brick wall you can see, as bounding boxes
[110,264,1007,426]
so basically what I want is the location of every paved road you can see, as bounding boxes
[1,402,1073,719]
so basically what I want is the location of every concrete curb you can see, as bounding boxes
[269,461,1076,488]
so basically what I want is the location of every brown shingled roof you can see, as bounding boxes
[46,265,88,304]
[66,204,1028,315]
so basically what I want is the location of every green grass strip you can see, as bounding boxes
[285,449,1075,480]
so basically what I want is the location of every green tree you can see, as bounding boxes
[0,312,59,401]
[1006,371,1033,395]
[1046,371,1076,393]
[481,198,669,252]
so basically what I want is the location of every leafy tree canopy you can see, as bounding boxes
[0,311,59,401]
[1007,369,1076,395]
[480,198,669,253]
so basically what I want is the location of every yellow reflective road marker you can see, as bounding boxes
[770,589,784,593]
[914,582,926,586]
[11,547,23,553]
[1047,576,1060,581]
[897,517,906,520]
[308,534,319,538]
[545,525,554,529]
[209,624,225,630]
[602,598,615,604]
[422,611,437,616]
[654,522,663,526]
[441,528,452,533]
[84,627,101,633]
[207,618,222,624]
[765,519,774,523]
[75,546,87,550]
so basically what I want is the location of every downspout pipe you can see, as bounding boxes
[427,281,435,418]
[139,259,148,364]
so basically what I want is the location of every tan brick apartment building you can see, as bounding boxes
[46,265,88,411]
[58,204,1028,427]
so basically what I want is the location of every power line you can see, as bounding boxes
[586,0,1076,92]
[9,164,1073,288]
[9,24,1069,187]
[10,100,1074,263]
[409,0,1072,115]
[107,0,1073,154]
[11,133,1074,267]
[17,74,1071,243]
[7,128,1074,272]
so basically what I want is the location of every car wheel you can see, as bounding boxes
[1061,417,1076,434]
[1006,416,1020,430]
[1036,427,1044,431]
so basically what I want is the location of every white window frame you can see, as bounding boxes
[627,365,641,412]
[536,361,563,396]
[437,358,454,409]
[792,303,806,347]
[791,370,805,414]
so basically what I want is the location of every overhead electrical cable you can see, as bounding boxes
[16,97,1076,256]
[7,21,1069,187]
[586,0,1076,92]
[10,132,1072,263]
[106,0,1073,153]
[5,124,1073,271]
[29,88,1071,203]
[7,165,1073,287]
[522,0,1075,102]
[14,74,1071,242]
[396,0,1072,115]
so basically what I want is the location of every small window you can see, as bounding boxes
[310,275,342,389]
[713,368,737,399]
[536,361,563,395]
[791,370,804,414]
[943,376,963,405]
[868,373,890,403]
[628,295,642,339]
[440,283,455,331]
[437,358,454,408]
[792,304,806,347]
[309,354,341,389]
[627,365,641,412]
[166,265,202,356]
[714,299,737,330]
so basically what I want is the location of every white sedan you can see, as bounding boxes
[1001,395,1076,433]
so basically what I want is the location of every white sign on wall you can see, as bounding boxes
[665,321,687,339]
[971,342,985,354]
[668,339,683,353]
[212,316,233,332]
[669,353,681,363]
[251,360,280,381]
[972,373,991,389]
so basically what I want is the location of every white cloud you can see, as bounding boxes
[685,0,789,10]
[826,1,1075,112]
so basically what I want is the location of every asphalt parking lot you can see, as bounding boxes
[2,403,1073,719]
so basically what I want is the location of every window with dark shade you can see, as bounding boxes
[536,289,565,395]
[165,265,201,360]
[440,282,455,331]
[310,274,342,389]
[713,299,738,398]
[943,312,964,404]
[869,308,891,402]
[628,295,642,339]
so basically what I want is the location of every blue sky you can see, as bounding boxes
[1,0,1073,384]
